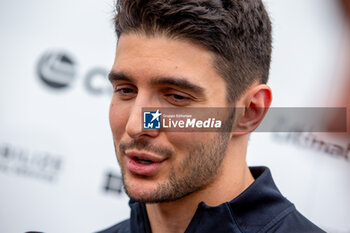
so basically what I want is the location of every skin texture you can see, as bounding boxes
[109,33,272,233]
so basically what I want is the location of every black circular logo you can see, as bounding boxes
[37,50,77,89]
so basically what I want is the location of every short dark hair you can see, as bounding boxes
[114,0,272,102]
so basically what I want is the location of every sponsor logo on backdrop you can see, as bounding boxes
[269,108,349,161]
[273,132,350,162]
[103,171,124,195]
[0,143,64,182]
[37,50,77,89]
[37,49,112,96]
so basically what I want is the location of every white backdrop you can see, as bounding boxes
[0,0,349,232]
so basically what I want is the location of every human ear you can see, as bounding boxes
[232,84,272,136]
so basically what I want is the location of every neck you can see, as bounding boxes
[146,136,254,233]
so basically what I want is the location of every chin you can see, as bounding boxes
[125,186,157,203]
[123,175,158,201]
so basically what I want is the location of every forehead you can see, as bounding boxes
[112,33,225,89]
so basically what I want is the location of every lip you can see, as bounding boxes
[125,150,165,162]
[125,150,166,176]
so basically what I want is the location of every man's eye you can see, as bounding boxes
[171,94,187,100]
[115,86,137,99]
[116,88,135,94]
[165,93,191,105]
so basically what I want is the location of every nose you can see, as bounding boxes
[125,94,160,139]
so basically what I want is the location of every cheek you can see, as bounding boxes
[109,101,129,141]
[166,132,210,152]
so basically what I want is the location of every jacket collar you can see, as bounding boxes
[128,167,294,233]
[228,166,294,232]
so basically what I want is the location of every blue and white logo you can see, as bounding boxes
[143,110,162,129]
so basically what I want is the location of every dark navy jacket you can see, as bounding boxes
[98,167,325,233]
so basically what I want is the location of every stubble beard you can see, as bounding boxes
[117,109,234,203]
[118,131,231,203]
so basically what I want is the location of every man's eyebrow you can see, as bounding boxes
[108,72,206,95]
[151,77,205,94]
[108,71,135,83]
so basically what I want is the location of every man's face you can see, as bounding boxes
[109,33,232,203]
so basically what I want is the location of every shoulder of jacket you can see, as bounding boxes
[263,208,326,233]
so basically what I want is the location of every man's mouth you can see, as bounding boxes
[132,156,154,164]
[125,151,166,176]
